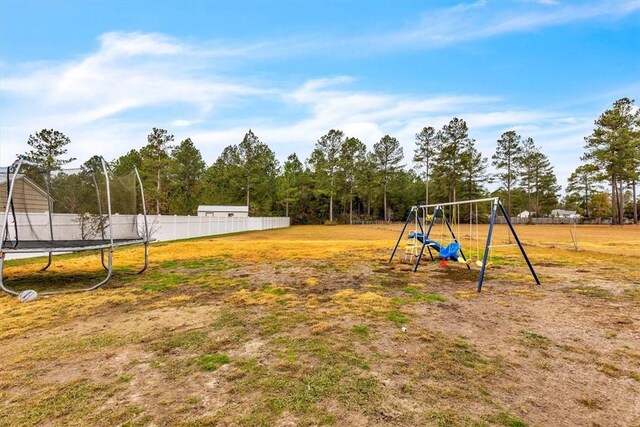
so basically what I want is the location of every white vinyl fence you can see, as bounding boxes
[1,213,290,259]
[147,215,290,241]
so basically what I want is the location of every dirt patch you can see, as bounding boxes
[1,224,639,426]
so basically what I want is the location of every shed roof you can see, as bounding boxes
[551,209,577,215]
[197,205,249,213]
[0,173,49,198]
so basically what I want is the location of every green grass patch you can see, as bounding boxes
[211,308,247,328]
[451,340,489,369]
[520,331,551,348]
[351,324,370,338]
[0,380,104,426]
[141,273,186,292]
[117,374,133,383]
[402,286,447,302]
[387,310,409,325]
[194,354,229,371]
[621,287,640,302]
[157,330,208,352]
[427,407,488,427]
[567,285,613,299]
[261,283,287,296]
[489,412,528,427]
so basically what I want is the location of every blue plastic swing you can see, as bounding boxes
[407,232,460,261]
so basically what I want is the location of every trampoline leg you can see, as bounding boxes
[100,249,108,271]
[138,242,149,274]
[87,248,113,291]
[40,252,53,272]
[0,253,19,296]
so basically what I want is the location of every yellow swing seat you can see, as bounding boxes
[475,260,493,269]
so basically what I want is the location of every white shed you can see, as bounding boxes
[550,209,579,218]
[197,205,249,218]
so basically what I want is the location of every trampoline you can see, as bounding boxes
[1,157,153,296]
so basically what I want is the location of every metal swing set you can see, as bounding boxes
[389,197,541,292]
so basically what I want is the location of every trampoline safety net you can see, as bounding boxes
[1,159,145,250]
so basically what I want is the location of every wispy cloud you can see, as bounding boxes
[360,0,640,50]
[2,0,638,184]
[1,40,581,176]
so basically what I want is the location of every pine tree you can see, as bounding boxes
[583,98,640,224]
[566,164,600,217]
[140,128,174,214]
[519,137,537,215]
[278,153,303,218]
[204,130,278,215]
[459,138,488,203]
[372,135,404,222]
[358,154,378,219]
[20,128,76,189]
[308,129,344,222]
[434,118,472,204]
[237,130,278,212]
[492,130,522,216]
[413,126,438,206]
[589,192,612,218]
[111,149,141,176]
[203,145,241,205]
[534,156,560,216]
[339,137,366,224]
[168,138,206,214]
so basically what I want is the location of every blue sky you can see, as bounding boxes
[1,0,639,189]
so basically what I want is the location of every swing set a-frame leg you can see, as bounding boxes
[497,200,541,286]
[416,208,434,262]
[477,200,542,292]
[389,209,414,264]
[477,201,497,292]
[413,206,439,272]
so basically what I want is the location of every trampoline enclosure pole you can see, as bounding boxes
[100,158,114,288]
[0,161,23,297]
[134,166,150,273]
[0,160,23,250]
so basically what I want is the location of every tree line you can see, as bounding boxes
[13,98,639,224]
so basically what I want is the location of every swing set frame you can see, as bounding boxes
[389,197,541,292]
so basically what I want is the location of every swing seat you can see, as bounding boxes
[475,260,493,269]
[438,242,460,261]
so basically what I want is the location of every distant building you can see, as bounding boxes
[0,173,50,213]
[550,209,580,218]
[197,205,249,218]
[517,210,533,218]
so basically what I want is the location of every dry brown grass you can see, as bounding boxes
[0,224,639,426]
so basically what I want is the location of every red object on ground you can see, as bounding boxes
[438,258,448,267]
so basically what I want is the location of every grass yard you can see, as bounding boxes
[0,224,639,426]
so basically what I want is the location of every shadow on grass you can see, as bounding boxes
[2,268,137,294]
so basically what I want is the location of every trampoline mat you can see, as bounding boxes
[1,239,147,253]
